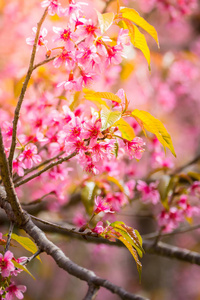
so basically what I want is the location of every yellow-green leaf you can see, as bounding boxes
[121,18,151,68]
[120,7,159,47]
[96,11,115,34]
[93,92,122,103]
[101,106,121,131]
[11,233,41,262]
[84,96,109,109]
[118,236,142,281]
[12,259,35,280]
[114,118,135,141]
[106,176,124,192]
[110,221,144,257]
[132,109,176,157]
[69,91,81,111]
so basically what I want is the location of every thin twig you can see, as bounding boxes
[25,249,42,264]
[8,8,48,173]
[15,151,78,187]
[32,56,56,70]
[5,222,14,252]
[25,151,65,176]
[142,223,200,240]
[30,215,98,238]
[171,154,200,175]
[83,283,99,300]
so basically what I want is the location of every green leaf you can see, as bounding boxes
[114,118,135,141]
[12,259,35,280]
[101,106,121,131]
[110,221,144,257]
[96,11,115,34]
[120,7,159,47]
[118,236,142,282]
[11,233,41,262]
[131,109,176,157]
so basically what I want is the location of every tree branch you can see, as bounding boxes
[171,154,200,175]
[14,151,78,187]
[32,56,56,70]
[83,283,99,300]
[0,196,148,300]
[0,129,27,225]
[8,8,48,173]
[28,214,200,267]
[13,151,65,184]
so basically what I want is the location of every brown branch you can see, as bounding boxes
[83,283,99,300]
[32,56,56,70]
[13,151,65,183]
[0,196,148,300]
[14,151,78,187]
[0,129,27,225]
[171,154,200,175]
[8,8,48,173]
[28,214,200,267]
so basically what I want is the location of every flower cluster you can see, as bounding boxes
[0,249,27,300]
[26,1,130,95]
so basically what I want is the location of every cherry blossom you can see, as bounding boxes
[124,137,145,159]
[26,27,48,50]
[94,196,114,214]
[0,251,15,277]
[18,144,42,169]
[5,283,27,300]
[137,180,160,205]
[41,0,61,16]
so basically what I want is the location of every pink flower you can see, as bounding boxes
[78,19,100,43]
[124,137,145,159]
[53,27,76,50]
[18,144,42,169]
[94,196,114,214]
[158,207,183,232]
[5,283,26,300]
[73,213,87,227]
[76,43,100,68]
[53,48,75,69]
[106,45,123,65]
[125,179,136,199]
[41,0,61,16]
[152,151,174,169]
[92,221,105,234]
[2,121,13,140]
[26,27,48,50]
[137,180,160,205]
[13,159,26,177]
[117,29,131,46]
[0,251,15,277]
[190,181,200,197]
[83,118,102,141]
[11,257,27,276]
[112,88,126,108]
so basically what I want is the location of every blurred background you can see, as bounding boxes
[1,0,200,299]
